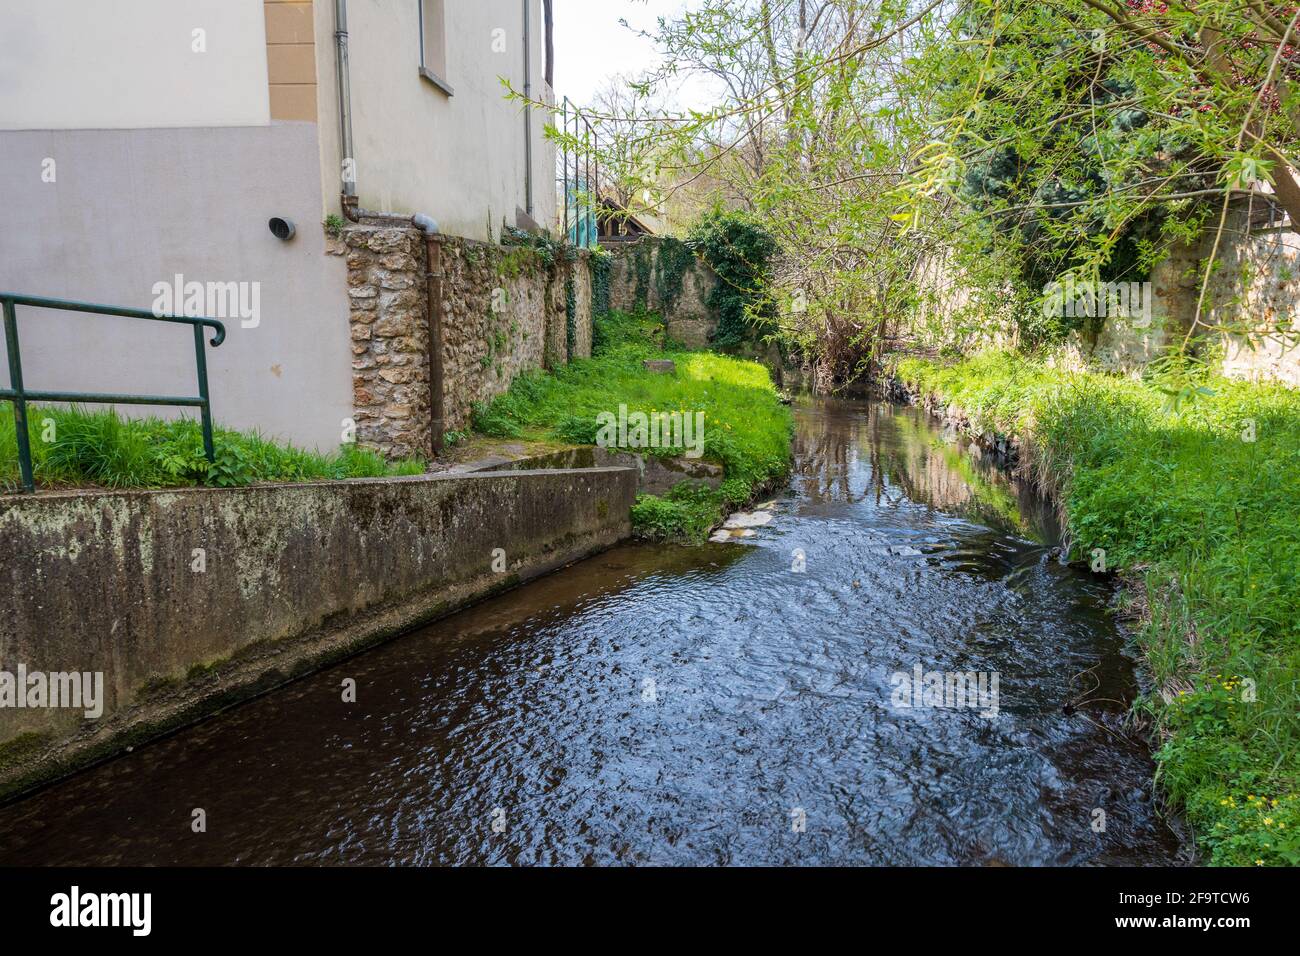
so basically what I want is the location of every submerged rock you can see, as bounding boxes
[723,511,774,529]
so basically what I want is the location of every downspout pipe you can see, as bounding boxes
[523,0,534,218]
[334,0,359,221]
[333,0,424,225]
[335,0,444,453]
[413,214,446,455]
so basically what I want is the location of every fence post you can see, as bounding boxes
[192,324,216,465]
[2,299,35,492]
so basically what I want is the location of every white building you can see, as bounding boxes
[0,0,557,450]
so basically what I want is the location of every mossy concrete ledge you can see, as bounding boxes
[0,466,636,799]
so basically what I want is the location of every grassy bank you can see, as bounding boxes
[895,351,1299,866]
[0,406,424,492]
[472,309,792,540]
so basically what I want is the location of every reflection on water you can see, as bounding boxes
[0,400,1183,866]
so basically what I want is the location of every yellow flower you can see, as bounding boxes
[1264,818,1274,826]
[1256,859,1265,866]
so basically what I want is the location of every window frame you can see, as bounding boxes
[417,0,454,97]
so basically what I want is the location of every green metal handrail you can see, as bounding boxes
[1,292,227,493]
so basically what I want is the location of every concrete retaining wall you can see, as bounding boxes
[0,466,636,797]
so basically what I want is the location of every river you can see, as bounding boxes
[0,399,1184,865]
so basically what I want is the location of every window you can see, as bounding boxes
[418,0,453,96]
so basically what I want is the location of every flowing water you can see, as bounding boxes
[0,400,1183,866]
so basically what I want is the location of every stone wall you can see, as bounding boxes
[1062,202,1300,384]
[607,237,720,348]
[335,225,432,460]
[1203,207,1300,387]
[335,225,598,457]
[570,258,594,359]
[0,465,637,798]
[438,237,550,435]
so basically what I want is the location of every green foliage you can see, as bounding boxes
[575,0,1300,374]
[323,214,345,239]
[564,276,578,361]
[633,244,653,311]
[687,211,778,350]
[654,237,695,315]
[592,307,667,355]
[631,481,726,542]
[500,226,576,271]
[472,308,792,540]
[897,352,1300,865]
[590,247,613,321]
[0,406,423,492]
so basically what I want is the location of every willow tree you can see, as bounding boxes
[892,0,1300,351]
[528,0,1300,378]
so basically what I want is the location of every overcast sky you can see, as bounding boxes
[551,0,691,106]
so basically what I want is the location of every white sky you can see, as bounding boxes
[551,0,691,107]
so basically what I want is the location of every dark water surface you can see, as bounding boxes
[0,400,1183,866]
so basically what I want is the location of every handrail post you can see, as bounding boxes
[192,324,216,465]
[2,299,35,493]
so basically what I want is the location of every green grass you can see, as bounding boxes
[473,309,793,540]
[896,350,1300,866]
[0,405,425,492]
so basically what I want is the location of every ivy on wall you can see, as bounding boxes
[633,244,653,311]
[501,225,575,271]
[687,212,778,350]
[654,237,695,316]
[591,248,612,320]
[565,275,577,361]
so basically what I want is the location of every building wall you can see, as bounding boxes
[313,0,557,241]
[0,126,354,452]
[1206,219,1300,388]
[265,0,319,121]
[0,0,271,129]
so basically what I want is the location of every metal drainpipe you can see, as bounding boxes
[413,215,445,454]
[334,0,408,224]
[336,0,444,452]
[523,0,534,217]
[333,0,360,221]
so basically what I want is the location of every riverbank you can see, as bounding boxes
[893,351,1300,866]
[470,309,793,541]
